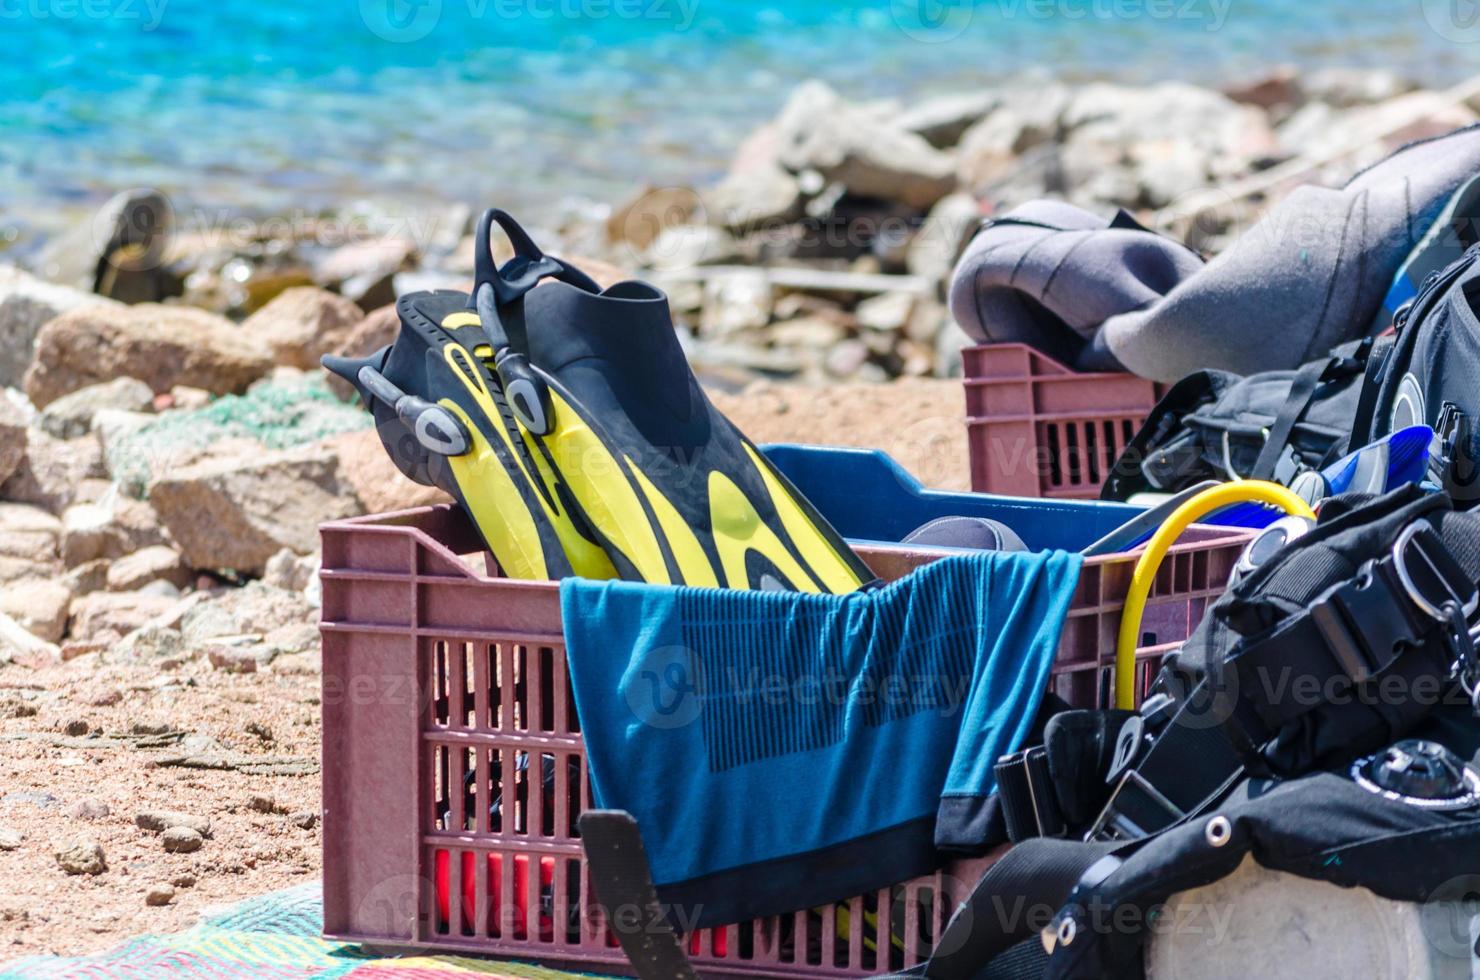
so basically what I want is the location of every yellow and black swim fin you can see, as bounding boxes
[325,207,872,594]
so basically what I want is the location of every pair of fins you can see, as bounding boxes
[324,208,873,593]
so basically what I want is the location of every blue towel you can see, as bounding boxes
[560,549,1083,926]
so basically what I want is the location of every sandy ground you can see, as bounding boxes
[0,377,970,961]
[713,378,972,492]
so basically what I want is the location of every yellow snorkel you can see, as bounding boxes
[1114,481,1317,709]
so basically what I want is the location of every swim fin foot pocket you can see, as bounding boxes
[325,206,874,593]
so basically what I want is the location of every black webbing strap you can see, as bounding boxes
[995,747,1067,843]
[886,838,1126,980]
[1086,686,1245,843]
[1251,340,1371,481]
[978,938,1051,980]
[1222,521,1478,750]
[1348,334,1396,453]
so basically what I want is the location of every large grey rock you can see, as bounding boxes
[180,580,315,646]
[956,89,1068,197]
[110,624,186,663]
[148,444,363,575]
[1061,82,1279,193]
[25,303,274,409]
[0,430,108,514]
[241,286,363,371]
[0,395,25,486]
[774,81,957,210]
[0,578,72,643]
[36,376,154,440]
[896,91,1000,149]
[263,548,322,607]
[704,166,805,235]
[0,503,62,583]
[0,610,58,665]
[855,291,916,333]
[1132,138,1219,209]
[68,590,178,643]
[106,545,189,592]
[0,265,123,389]
[58,492,169,568]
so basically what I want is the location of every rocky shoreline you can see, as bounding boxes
[10,67,1473,392]
[0,65,1476,954]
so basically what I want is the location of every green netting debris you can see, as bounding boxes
[106,371,369,497]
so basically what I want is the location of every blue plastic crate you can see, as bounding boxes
[762,443,1150,554]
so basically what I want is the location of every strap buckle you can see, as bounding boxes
[1085,770,1184,843]
[1392,522,1479,624]
[1391,521,1480,710]
[1308,560,1422,684]
[1305,521,1480,692]
[1304,523,1476,686]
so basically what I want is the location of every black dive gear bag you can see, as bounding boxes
[1353,243,1480,502]
[900,488,1480,979]
[1101,345,1367,501]
[1107,243,1480,505]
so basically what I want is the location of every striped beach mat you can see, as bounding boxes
[0,885,600,980]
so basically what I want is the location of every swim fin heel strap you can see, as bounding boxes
[325,207,873,594]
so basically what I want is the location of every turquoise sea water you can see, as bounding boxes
[0,0,1474,232]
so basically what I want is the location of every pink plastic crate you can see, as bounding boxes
[963,344,1169,499]
[318,504,1246,977]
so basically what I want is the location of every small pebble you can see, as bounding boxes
[89,690,123,707]
[62,719,90,737]
[0,828,22,851]
[206,646,259,673]
[136,811,211,837]
[289,811,318,830]
[56,838,106,875]
[68,799,111,821]
[145,884,175,907]
[161,827,203,854]
[248,794,281,815]
[172,873,197,889]
[244,721,274,743]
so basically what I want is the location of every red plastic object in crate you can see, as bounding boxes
[963,344,1169,500]
[319,505,1246,977]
